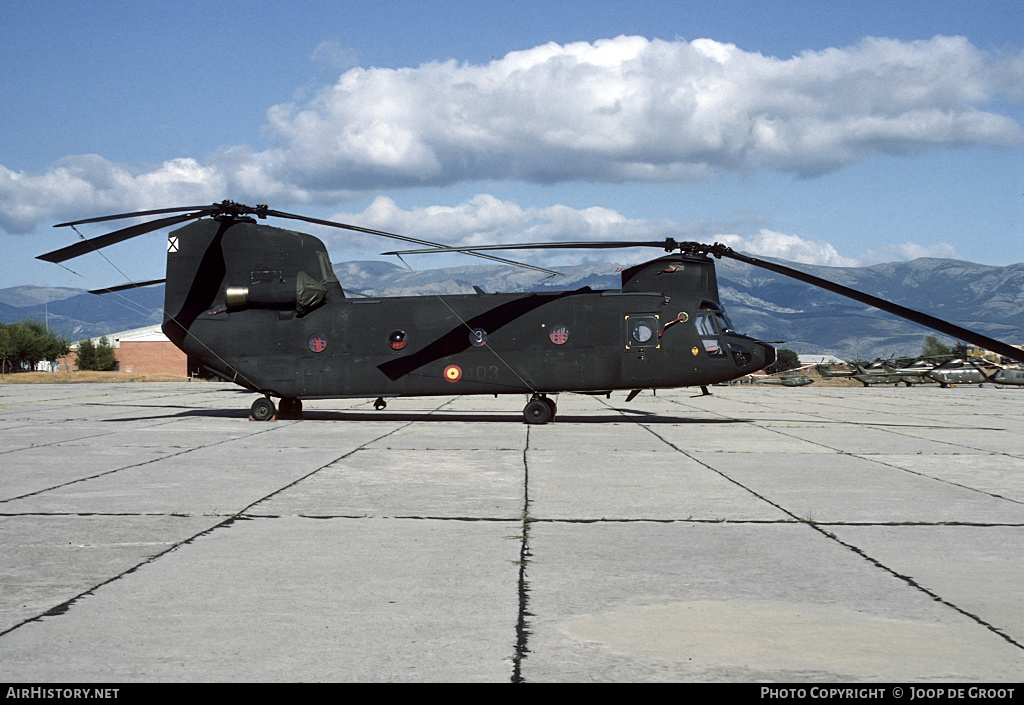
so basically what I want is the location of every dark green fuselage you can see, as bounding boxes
[162,218,774,400]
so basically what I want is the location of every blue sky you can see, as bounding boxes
[2,0,1022,290]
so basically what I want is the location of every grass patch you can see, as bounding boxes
[0,371,192,384]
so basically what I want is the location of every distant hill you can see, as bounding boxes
[713,257,1024,359]
[3,257,1021,360]
[0,285,164,341]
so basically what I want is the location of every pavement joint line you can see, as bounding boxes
[0,393,112,409]
[0,385,231,410]
[765,418,1022,459]
[2,512,1020,529]
[233,397,461,518]
[513,424,532,684]
[0,397,459,640]
[0,419,294,503]
[809,522,1024,652]
[0,417,184,456]
[0,386,250,444]
[755,424,1024,506]
[602,399,817,525]
[608,401,1024,654]
[660,391,1013,433]
[661,389,1024,504]
[678,388,1006,428]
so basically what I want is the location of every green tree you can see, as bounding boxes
[94,337,116,371]
[766,348,800,374]
[0,320,71,373]
[75,338,96,370]
[921,335,954,359]
[21,319,70,369]
[0,324,11,374]
[75,336,117,371]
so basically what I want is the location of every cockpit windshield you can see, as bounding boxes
[698,300,736,334]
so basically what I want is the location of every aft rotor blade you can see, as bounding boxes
[87,279,165,295]
[38,212,206,263]
[712,246,1024,365]
[263,209,563,276]
[384,240,676,255]
[54,204,223,228]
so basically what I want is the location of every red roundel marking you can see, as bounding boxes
[443,364,462,383]
[549,325,570,345]
[308,333,328,353]
[389,330,407,350]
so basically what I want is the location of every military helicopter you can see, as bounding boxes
[843,358,940,387]
[751,368,816,386]
[822,356,1005,387]
[38,201,1024,423]
[992,367,1024,387]
[926,358,1004,387]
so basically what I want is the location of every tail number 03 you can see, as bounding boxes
[466,365,500,381]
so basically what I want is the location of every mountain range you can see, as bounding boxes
[3,257,1022,361]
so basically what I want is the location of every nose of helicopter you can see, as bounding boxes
[725,336,775,373]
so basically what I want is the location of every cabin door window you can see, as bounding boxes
[624,314,660,350]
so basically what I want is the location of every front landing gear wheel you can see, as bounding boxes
[523,395,555,424]
[250,397,276,421]
[278,397,303,419]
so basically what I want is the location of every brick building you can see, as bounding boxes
[115,325,188,376]
[60,325,188,377]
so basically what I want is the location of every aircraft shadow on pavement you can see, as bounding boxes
[100,407,750,425]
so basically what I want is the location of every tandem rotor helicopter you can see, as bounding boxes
[38,200,1024,423]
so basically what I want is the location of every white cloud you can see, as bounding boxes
[321,194,682,251]
[310,41,359,73]
[711,231,961,267]
[260,34,1023,188]
[2,35,1021,234]
[862,242,962,263]
[0,155,225,234]
[320,195,955,268]
[713,230,860,267]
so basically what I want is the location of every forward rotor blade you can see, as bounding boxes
[38,212,205,263]
[386,235,1024,363]
[262,209,563,276]
[710,246,1024,365]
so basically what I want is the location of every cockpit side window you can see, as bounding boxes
[695,314,716,336]
[699,300,735,334]
[695,313,726,357]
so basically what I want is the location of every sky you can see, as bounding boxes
[2,0,1022,290]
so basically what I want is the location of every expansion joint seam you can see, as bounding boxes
[512,425,532,683]
[617,408,1024,654]
[0,398,456,639]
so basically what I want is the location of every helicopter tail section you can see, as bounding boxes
[163,220,342,333]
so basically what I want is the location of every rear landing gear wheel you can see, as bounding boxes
[250,397,276,421]
[523,395,556,424]
[278,397,303,419]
